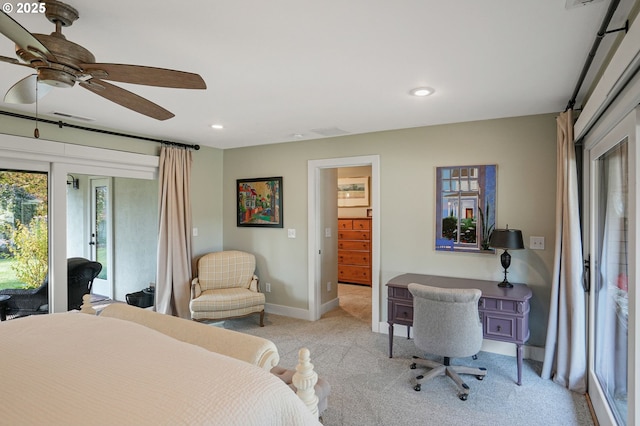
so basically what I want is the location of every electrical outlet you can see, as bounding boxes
[327,281,332,292]
[265,282,271,292]
[530,236,545,250]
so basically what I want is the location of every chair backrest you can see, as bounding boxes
[408,283,483,359]
[197,251,256,291]
[435,238,454,251]
[67,257,102,310]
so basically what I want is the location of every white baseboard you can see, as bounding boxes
[321,298,339,316]
[265,303,313,320]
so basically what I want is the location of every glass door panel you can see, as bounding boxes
[0,169,49,317]
[593,139,629,425]
[89,177,112,298]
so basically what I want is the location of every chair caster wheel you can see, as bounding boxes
[410,363,417,369]
[476,375,485,380]
[414,384,421,392]
[458,393,468,401]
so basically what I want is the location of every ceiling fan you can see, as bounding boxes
[0,0,206,120]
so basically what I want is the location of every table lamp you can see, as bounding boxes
[489,227,524,288]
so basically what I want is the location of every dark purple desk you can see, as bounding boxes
[386,273,532,385]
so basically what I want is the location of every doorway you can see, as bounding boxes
[337,166,373,323]
[307,155,380,331]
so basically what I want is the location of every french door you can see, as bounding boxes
[89,177,112,298]
[587,109,638,425]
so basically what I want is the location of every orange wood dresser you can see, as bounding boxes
[337,217,372,286]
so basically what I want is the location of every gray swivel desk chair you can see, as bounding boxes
[408,283,487,401]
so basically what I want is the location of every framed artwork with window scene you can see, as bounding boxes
[435,165,496,253]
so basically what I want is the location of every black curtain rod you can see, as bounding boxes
[566,0,624,111]
[0,109,200,150]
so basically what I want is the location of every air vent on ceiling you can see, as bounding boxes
[51,111,95,122]
[310,127,350,137]
[565,0,604,9]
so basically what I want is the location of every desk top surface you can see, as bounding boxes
[386,273,532,301]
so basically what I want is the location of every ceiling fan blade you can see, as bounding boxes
[79,78,174,121]
[4,74,52,104]
[0,11,54,61]
[81,63,206,89]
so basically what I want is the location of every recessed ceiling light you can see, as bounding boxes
[210,124,224,129]
[410,87,435,97]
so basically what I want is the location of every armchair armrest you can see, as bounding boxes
[250,274,259,292]
[191,278,202,299]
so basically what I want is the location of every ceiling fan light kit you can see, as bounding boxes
[0,0,206,120]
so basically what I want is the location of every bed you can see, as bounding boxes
[0,305,321,425]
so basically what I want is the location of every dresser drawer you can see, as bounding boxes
[338,230,370,240]
[338,251,370,266]
[352,219,371,230]
[338,219,353,230]
[339,265,371,283]
[338,240,370,251]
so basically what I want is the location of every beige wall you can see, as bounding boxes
[223,113,557,347]
[1,112,556,347]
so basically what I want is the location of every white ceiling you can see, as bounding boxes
[0,0,634,149]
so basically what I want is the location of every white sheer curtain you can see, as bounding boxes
[541,109,587,392]
[156,146,193,318]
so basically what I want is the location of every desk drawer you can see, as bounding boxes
[390,302,413,325]
[480,297,530,315]
[388,286,411,299]
[481,312,529,344]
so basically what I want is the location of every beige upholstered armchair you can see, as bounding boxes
[189,250,266,326]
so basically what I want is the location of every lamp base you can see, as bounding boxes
[497,280,513,288]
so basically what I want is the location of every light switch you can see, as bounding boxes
[192,227,198,237]
[325,227,332,238]
[288,229,296,238]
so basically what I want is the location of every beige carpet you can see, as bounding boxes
[223,287,594,426]
[337,283,371,323]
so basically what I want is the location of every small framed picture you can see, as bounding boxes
[337,177,369,207]
[237,177,283,227]
[366,208,372,217]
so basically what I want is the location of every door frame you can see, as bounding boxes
[0,134,158,312]
[584,107,639,426]
[308,155,380,331]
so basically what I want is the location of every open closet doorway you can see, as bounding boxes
[337,166,373,324]
[307,155,380,332]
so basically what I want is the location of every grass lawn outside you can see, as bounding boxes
[0,257,24,289]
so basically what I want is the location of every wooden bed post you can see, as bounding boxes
[292,347,319,418]
[80,294,97,315]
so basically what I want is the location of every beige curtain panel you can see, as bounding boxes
[541,109,587,393]
[156,146,193,318]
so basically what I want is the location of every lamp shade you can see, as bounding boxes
[489,229,524,250]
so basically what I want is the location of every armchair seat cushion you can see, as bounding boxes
[191,288,265,312]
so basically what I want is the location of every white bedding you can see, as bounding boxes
[0,313,320,425]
